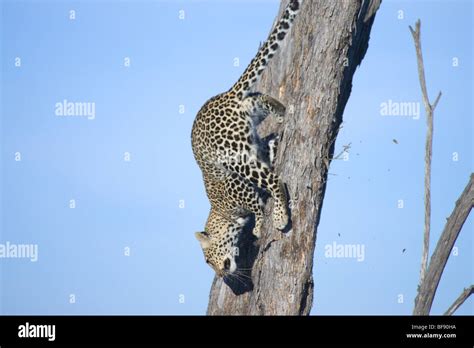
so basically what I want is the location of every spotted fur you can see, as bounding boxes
[191,0,301,277]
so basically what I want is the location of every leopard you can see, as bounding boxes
[191,0,301,278]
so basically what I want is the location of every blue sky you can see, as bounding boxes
[0,0,472,315]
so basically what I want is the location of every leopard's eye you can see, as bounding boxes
[223,258,231,271]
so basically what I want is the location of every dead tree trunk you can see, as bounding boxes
[207,0,381,315]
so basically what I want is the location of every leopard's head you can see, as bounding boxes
[195,211,246,277]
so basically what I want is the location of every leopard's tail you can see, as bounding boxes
[229,0,301,100]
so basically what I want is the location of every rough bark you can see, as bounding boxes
[206,0,381,315]
[413,174,474,315]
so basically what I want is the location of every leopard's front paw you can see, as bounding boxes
[265,96,286,123]
[275,106,286,124]
[252,218,263,238]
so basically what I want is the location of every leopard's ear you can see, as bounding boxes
[195,231,210,248]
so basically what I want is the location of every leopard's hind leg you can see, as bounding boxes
[224,157,288,231]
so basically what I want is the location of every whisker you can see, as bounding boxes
[232,272,252,284]
[235,268,252,274]
[225,272,246,285]
[229,270,249,283]
[234,271,252,279]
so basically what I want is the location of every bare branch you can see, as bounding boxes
[332,143,352,161]
[444,285,474,316]
[413,174,474,315]
[432,91,442,110]
[409,19,442,288]
[409,21,430,113]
